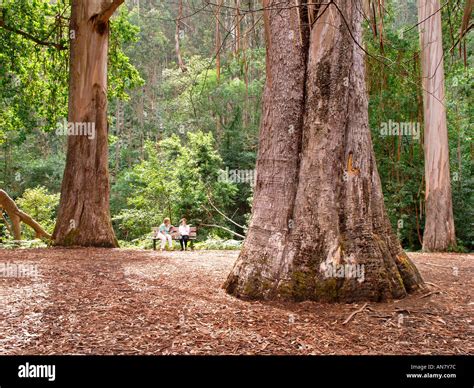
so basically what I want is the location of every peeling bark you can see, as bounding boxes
[53,0,120,247]
[224,0,424,302]
[418,0,456,252]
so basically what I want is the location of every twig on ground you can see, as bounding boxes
[425,281,441,289]
[420,290,441,299]
[343,303,368,325]
[418,262,453,269]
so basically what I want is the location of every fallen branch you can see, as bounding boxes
[368,312,392,319]
[424,281,441,289]
[420,290,441,299]
[343,303,368,325]
[206,195,246,230]
[198,223,245,239]
[395,307,411,315]
[0,189,52,240]
[418,262,452,269]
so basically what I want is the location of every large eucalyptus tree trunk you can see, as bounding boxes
[418,0,456,252]
[53,0,123,247]
[224,0,424,302]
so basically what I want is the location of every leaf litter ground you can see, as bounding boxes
[0,249,472,355]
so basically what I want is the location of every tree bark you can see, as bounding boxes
[114,99,122,178]
[418,0,456,252]
[234,0,241,54]
[215,0,222,82]
[224,0,424,302]
[215,0,223,141]
[459,0,473,42]
[0,190,52,240]
[53,0,121,247]
[175,0,186,72]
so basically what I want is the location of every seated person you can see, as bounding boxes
[157,217,173,251]
[178,218,190,251]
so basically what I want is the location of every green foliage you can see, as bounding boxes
[112,131,237,241]
[0,0,143,147]
[446,66,474,250]
[0,0,471,252]
[0,0,69,140]
[194,236,243,250]
[365,0,473,251]
[15,186,59,239]
[109,6,145,99]
[0,239,48,249]
[2,134,65,197]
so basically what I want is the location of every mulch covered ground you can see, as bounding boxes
[0,248,472,355]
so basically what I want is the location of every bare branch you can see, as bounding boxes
[99,0,125,23]
[199,223,245,239]
[0,18,66,50]
[343,303,369,325]
[459,0,473,40]
[206,195,246,230]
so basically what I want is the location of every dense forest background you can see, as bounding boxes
[0,0,472,251]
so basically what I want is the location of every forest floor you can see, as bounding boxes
[0,248,472,355]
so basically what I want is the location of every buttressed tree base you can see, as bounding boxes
[224,0,425,302]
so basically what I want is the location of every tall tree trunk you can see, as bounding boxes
[243,25,250,129]
[53,0,123,247]
[175,0,186,72]
[215,0,222,82]
[249,0,259,48]
[114,99,122,178]
[224,0,424,302]
[459,0,474,43]
[418,0,456,251]
[234,0,241,54]
[215,0,223,140]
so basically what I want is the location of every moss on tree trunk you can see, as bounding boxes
[224,0,424,302]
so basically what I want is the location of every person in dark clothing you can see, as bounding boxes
[178,218,190,251]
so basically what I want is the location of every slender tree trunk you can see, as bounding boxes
[215,0,223,141]
[243,28,250,128]
[175,0,186,72]
[418,0,456,251]
[139,87,145,160]
[3,141,9,188]
[234,0,241,54]
[459,0,474,42]
[53,0,123,247]
[215,0,222,82]
[114,100,122,177]
[224,0,424,302]
[249,0,259,48]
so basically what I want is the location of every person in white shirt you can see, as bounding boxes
[178,218,190,251]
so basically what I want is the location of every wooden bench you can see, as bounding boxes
[151,226,197,250]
